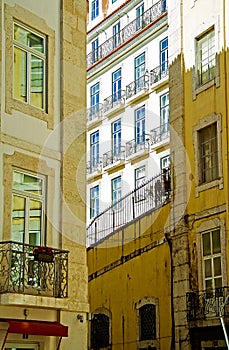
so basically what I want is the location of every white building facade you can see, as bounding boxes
[86,0,170,245]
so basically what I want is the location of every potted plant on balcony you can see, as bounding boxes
[33,246,54,263]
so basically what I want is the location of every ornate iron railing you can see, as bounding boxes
[87,103,103,123]
[87,168,170,246]
[87,158,103,175]
[150,61,169,84]
[0,241,68,298]
[126,138,149,158]
[186,287,229,321]
[103,147,125,168]
[103,90,126,113]
[87,0,167,69]
[150,123,170,146]
[126,75,149,99]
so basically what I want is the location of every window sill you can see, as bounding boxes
[195,177,223,197]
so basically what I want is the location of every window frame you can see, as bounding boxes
[193,113,223,197]
[90,82,100,115]
[91,0,99,20]
[90,130,100,169]
[135,52,146,91]
[112,68,122,103]
[92,38,99,63]
[5,4,55,128]
[13,21,46,111]
[111,176,122,209]
[136,297,159,349]
[11,169,46,246]
[90,185,100,219]
[135,106,146,145]
[112,119,121,158]
[196,219,227,292]
[160,37,168,74]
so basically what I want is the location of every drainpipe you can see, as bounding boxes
[165,232,175,350]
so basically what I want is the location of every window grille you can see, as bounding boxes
[91,314,110,349]
[139,304,156,341]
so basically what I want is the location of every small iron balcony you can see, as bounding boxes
[150,62,169,85]
[186,287,229,322]
[126,75,149,100]
[87,158,103,175]
[103,147,125,168]
[126,138,149,158]
[103,90,125,113]
[149,123,170,146]
[0,241,68,298]
[87,103,103,123]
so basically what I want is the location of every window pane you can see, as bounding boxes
[14,23,44,53]
[29,200,42,246]
[204,259,212,278]
[11,195,25,243]
[213,257,221,276]
[205,279,212,290]
[13,171,43,195]
[140,304,156,340]
[215,277,222,289]
[30,55,44,108]
[14,47,27,102]
[212,229,221,253]
[202,232,210,256]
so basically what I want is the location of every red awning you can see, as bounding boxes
[0,319,68,337]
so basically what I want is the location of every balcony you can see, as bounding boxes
[87,0,167,69]
[87,168,170,246]
[126,138,149,158]
[103,147,125,168]
[87,103,103,124]
[126,75,149,100]
[186,287,229,322]
[103,90,126,113]
[0,241,68,298]
[150,62,169,85]
[87,158,103,175]
[149,123,170,147]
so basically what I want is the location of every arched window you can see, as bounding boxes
[139,304,156,341]
[91,313,110,349]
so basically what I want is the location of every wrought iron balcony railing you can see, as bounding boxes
[0,241,68,298]
[87,168,170,246]
[150,61,169,84]
[149,123,170,146]
[126,138,149,158]
[126,75,149,100]
[186,287,229,322]
[87,158,103,175]
[103,90,126,113]
[103,147,125,168]
[87,0,167,69]
[87,103,103,123]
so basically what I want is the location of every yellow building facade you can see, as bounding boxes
[87,0,229,349]
[0,1,88,349]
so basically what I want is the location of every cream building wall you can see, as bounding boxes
[0,1,89,349]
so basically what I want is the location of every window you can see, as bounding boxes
[135,106,145,146]
[160,155,170,170]
[91,0,99,20]
[193,114,222,196]
[136,3,144,30]
[112,68,122,103]
[135,166,146,189]
[91,314,110,349]
[196,28,215,87]
[90,186,99,219]
[11,170,45,245]
[198,123,218,184]
[112,176,122,208]
[202,229,222,291]
[90,83,100,115]
[160,37,168,75]
[160,92,170,135]
[113,22,120,48]
[90,131,100,170]
[13,22,46,110]
[139,304,156,341]
[135,52,145,91]
[112,120,121,158]
[92,38,99,63]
